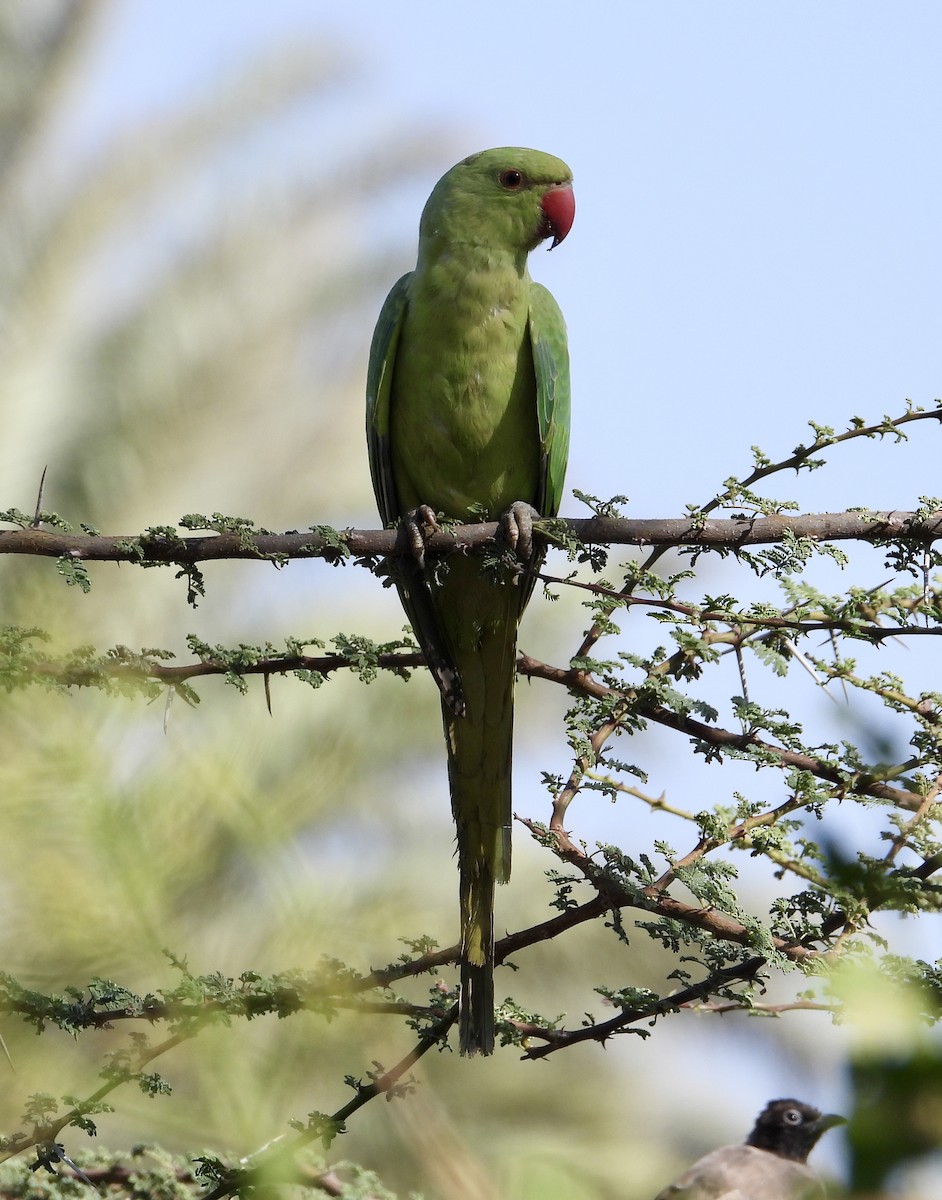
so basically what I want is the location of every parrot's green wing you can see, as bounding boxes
[530,282,571,520]
[365,271,465,713]
[366,272,410,528]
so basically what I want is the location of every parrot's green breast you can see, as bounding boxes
[389,253,540,521]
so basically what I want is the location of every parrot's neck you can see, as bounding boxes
[415,236,529,281]
[410,239,531,328]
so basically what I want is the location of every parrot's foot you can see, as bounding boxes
[499,501,540,561]
[400,503,440,569]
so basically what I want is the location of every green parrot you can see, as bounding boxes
[366,147,573,1055]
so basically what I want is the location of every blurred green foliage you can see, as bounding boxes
[1,4,941,1200]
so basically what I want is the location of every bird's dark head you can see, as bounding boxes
[746,1099,847,1163]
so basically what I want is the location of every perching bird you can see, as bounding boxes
[654,1098,846,1200]
[366,147,573,1054]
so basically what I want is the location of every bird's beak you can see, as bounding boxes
[813,1113,848,1135]
[540,183,575,249]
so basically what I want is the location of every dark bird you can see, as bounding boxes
[654,1098,846,1199]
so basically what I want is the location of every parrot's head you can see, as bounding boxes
[419,147,574,257]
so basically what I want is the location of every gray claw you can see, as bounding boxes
[500,501,540,561]
[404,504,440,568]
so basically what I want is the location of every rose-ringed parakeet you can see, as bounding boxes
[366,147,573,1054]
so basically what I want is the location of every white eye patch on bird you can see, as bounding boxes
[653,1098,846,1199]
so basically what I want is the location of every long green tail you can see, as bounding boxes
[438,555,521,1056]
[446,689,513,1055]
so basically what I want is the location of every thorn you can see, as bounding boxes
[54,1146,96,1188]
[783,638,841,704]
[32,1143,96,1188]
[0,1027,14,1072]
[264,672,272,716]
[163,685,174,734]
[923,546,931,609]
[30,465,48,528]
[734,643,749,734]
[828,630,849,701]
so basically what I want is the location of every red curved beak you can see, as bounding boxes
[541,183,575,249]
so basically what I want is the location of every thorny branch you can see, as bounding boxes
[3,509,942,565]
[542,410,942,864]
[11,637,935,817]
[513,655,932,816]
[199,1015,453,1200]
[508,807,941,1056]
[0,1032,190,1164]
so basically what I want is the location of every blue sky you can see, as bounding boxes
[72,0,942,524]
[56,2,942,1183]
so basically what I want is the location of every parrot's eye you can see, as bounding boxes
[498,169,525,190]
[782,1109,803,1125]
